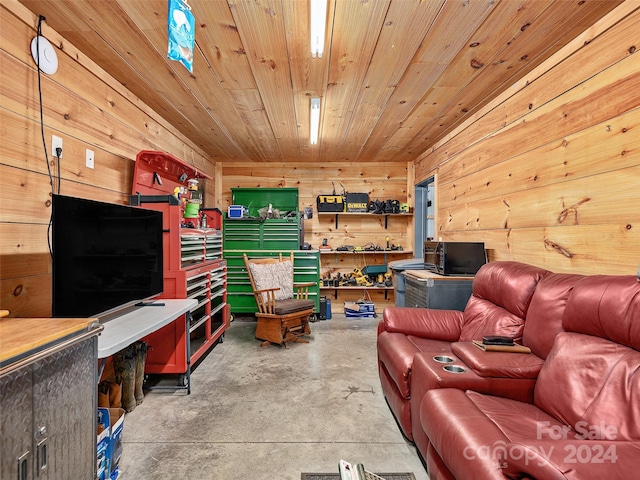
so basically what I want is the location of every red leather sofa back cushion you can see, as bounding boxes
[563,275,640,349]
[459,261,549,342]
[522,273,584,358]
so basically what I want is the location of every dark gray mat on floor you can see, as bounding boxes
[301,473,415,480]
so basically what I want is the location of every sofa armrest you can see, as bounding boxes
[451,342,544,379]
[378,307,464,340]
[503,440,640,480]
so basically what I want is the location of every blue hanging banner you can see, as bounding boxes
[167,0,195,73]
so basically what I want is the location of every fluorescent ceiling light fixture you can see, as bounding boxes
[310,97,321,145]
[310,0,327,58]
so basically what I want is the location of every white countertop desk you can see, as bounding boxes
[98,299,197,358]
[97,299,197,393]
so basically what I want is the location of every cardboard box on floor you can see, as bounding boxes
[344,301,375,318]
[97,407,125,480]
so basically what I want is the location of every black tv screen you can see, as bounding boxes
[52,194,164,318]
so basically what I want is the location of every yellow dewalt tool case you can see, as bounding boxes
[346,193,369,212]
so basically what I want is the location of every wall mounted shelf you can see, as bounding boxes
[319,250,413,255]
[320,285,393,300]
[318,211,412,229]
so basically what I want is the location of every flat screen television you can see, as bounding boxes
[52,194,164,318]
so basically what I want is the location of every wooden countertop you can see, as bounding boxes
[0,317,99,365]
[404,270,475,281]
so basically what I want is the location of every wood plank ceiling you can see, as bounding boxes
[18,0,624,164]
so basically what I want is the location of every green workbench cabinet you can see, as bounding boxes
[224,250,320,315]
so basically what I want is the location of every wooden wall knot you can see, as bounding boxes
[544,239,573,258]
[557,197,590,224]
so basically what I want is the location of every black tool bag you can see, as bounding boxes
[316,195,345,212]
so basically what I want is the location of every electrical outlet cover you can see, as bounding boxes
[52,135,62,158]
[86,149,95,169]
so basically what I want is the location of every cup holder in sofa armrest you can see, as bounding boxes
[451,342,544,379]
[433,355,455,364]
[443,364,467,374]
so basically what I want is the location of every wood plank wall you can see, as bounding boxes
[221,161,414,307]
[415,6,640,276]
[0,4,217,317]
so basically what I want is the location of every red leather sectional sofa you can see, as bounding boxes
[377,261,640,479]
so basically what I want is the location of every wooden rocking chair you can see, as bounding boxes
[243,253,316,347]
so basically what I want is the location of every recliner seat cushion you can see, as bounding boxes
[421,389,564,479]
[534,332,640,441]
[274,298,314,315]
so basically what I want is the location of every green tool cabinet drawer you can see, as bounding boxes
[223,216,300,250]
[223,218,262,249]
[224,250,320,314]
[262,220,300,249]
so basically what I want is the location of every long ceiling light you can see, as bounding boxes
[310,97,321,145]
[310,0,327,58]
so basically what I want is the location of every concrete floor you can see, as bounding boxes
[119,314,429,480]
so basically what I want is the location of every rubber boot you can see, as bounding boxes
[134,341,147,405]
[113,345,137,412]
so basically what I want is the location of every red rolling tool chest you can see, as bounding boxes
[130,151,228,383]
